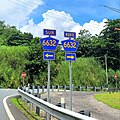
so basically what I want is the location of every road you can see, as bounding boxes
[41,91,120,120]
[0,89,27,120]
[0,89,17,120]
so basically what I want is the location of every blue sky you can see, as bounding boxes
[0,0,119,39]
[29,0,120,25]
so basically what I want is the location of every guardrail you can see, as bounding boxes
[23,85,119,92]
[21,85,119,95]
[18,88,97,120]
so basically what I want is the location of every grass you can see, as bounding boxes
[94,92,120,110]
[10,97,42,120]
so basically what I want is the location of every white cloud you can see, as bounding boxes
[20,9,106,41]
[20,9,83,40]
[0,0,43,27]
[83,19,107,35]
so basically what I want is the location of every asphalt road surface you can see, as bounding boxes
[41,91,120,120]
[0,89,17,120]
[0,89,28,120]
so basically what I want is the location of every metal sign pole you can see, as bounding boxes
[23,78,24,87]
[47,60,50,102]
[47,60,50,120]
[69,61,72,111]
[105,55,108,88]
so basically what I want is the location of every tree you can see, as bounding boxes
[6,32,33,46]
[99,19,120,70]
[0,21,33,46]
[0,46,29,88]
[76,29,93,57]
[26,37,48,85]
[76,19,120,70]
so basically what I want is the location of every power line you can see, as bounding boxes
[101,5,120,13]
[19,0,41,6]
[18,0,37,7]
[7,0,33,10]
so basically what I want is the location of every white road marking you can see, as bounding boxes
[3,94,18,120]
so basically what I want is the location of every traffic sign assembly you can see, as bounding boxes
[66,53,76,61]
[43,51,55,60]
[40,29,79,112]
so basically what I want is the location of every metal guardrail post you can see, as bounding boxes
[58,85,59,92]
[94,86,96,92]
[30,85,35,111]
[32,85,35,95]
[42,85,44,93]
[87,86,88,92]
[79,86,81,91]
[27,84,30,93]
[36,86,40,116]
[61,98,66,108]
[64,85,66,92]
[52,85,54,92]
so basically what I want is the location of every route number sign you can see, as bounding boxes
[61,39,79,52]
[40,37,59,51]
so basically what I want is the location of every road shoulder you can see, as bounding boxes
[6,96,28,120]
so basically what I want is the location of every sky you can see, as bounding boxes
[0,0,120,40]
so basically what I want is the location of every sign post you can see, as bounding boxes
[47,60,50,103]
[22,72,26,86]
[61,31,78,111]
[69,61,72,110]
[114,74,118,90]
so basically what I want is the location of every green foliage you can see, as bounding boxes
[99,19,120,70]
[0,46,29,88]
[107,69,120,88]
[54,57,106,86]
[0,21,33,46]
[26,37,48,85]
[76,19,120,71]
[6,32,33,46]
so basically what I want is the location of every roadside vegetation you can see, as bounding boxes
[54,57,106,86]
[0,19,120,88]
[94,92,120,110]
[11,97,42,120]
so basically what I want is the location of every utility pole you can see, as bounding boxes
[105,55,108,88]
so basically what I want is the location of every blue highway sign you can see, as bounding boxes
[61,39,79,52]
[65,53,76,61]
[40,37,59,51]
[43,29,56,36]
[43,51,55,60]
[64,31,76,38]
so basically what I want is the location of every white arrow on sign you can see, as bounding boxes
[45,54,53,58]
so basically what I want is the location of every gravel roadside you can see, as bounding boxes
[41,91,120,120]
